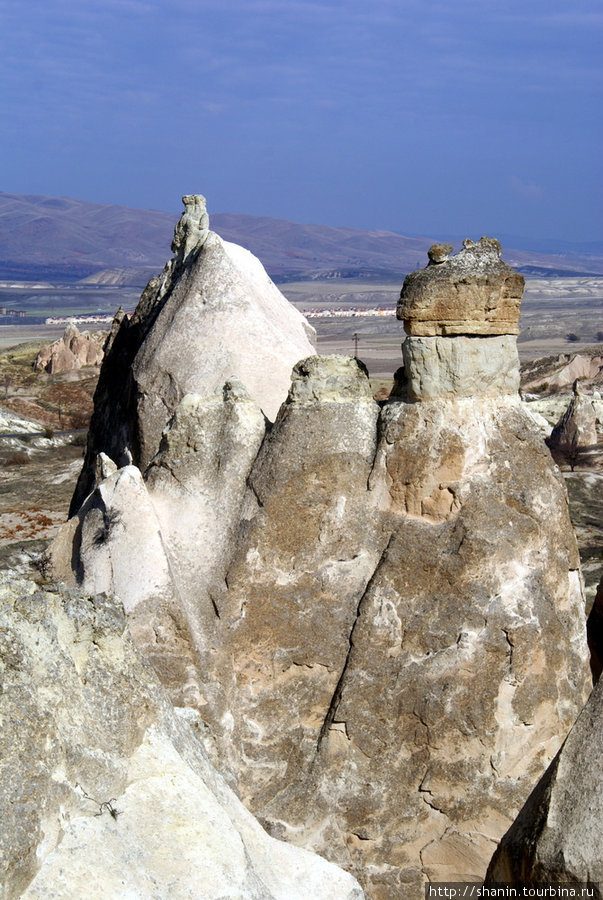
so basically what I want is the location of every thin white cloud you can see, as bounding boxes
[508,175,546,202]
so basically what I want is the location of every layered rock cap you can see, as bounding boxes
[397,237,524,336]
[396,238,523,401]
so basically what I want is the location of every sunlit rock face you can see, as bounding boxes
[47,227,591,900]
[486,674,603,887]
[396,236,523,337]
[0,576,364,900]
[70,194,315,513]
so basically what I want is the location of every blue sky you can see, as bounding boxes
[1,0,601,241]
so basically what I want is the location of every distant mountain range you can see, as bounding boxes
[1,191,602,282]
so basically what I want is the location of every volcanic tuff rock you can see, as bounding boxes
[486,675,603,889]
[69,194,315,512]
[396,237,524,336]
[48,225,592,899]
[0,574,364,900]
[33,323,105,374]
[396,239,523,400]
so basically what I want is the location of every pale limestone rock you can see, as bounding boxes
[0,575,364,900]
[547,352,603,391]
[70,196,315,511]
[486,676,603,886]
[34,324,104,374]
[132,232,315,468]
[401,334,519,400]
[397,237,524,336]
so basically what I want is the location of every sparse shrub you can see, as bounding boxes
[596,331,603,342]
[566,332,580,343]
[71,431,88,447]
[4,452,30,466]
[44,426,55,439]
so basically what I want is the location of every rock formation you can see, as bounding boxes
[34,323,105,374]
[0,574,364,899]
[46,230,591,899]
[69,194,316,513]
[485,675,603,888]
[548,379,598,460]
[396,236,523,337]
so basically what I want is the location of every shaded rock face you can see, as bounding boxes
[0,575,364,900]
[49,233,591,899]
[34,324,104,374]
[397,237,524,337]
[486,676,603,889]
[587,574,603,683]
[69,194,315,513]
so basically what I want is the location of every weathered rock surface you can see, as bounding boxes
[0,574,364,900]
[203,392,589,899]
[34,323,105,374]
[70,194,315,512]
[486,676,603,888]
[397,237,524,336]
[203,354,386,792]
[49,230,591,899]
[401,334,519,400]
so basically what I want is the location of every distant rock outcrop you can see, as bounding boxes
[47,228,591,899]
[548,380,598,459]
[34,323,105,374]
[486,675,603,888]
[0,575,364,900]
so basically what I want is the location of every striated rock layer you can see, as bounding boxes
[0,574,364,900]
[396,237,524,337]
[47,228,591,899]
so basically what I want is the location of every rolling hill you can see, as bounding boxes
[1,191,603,283]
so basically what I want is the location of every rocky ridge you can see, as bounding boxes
[44,225,592,898]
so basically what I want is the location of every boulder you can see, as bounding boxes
[0,574,364,900]
[486,676,603,887]
[397,237,524,336]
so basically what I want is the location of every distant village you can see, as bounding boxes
[43,307,395,328]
